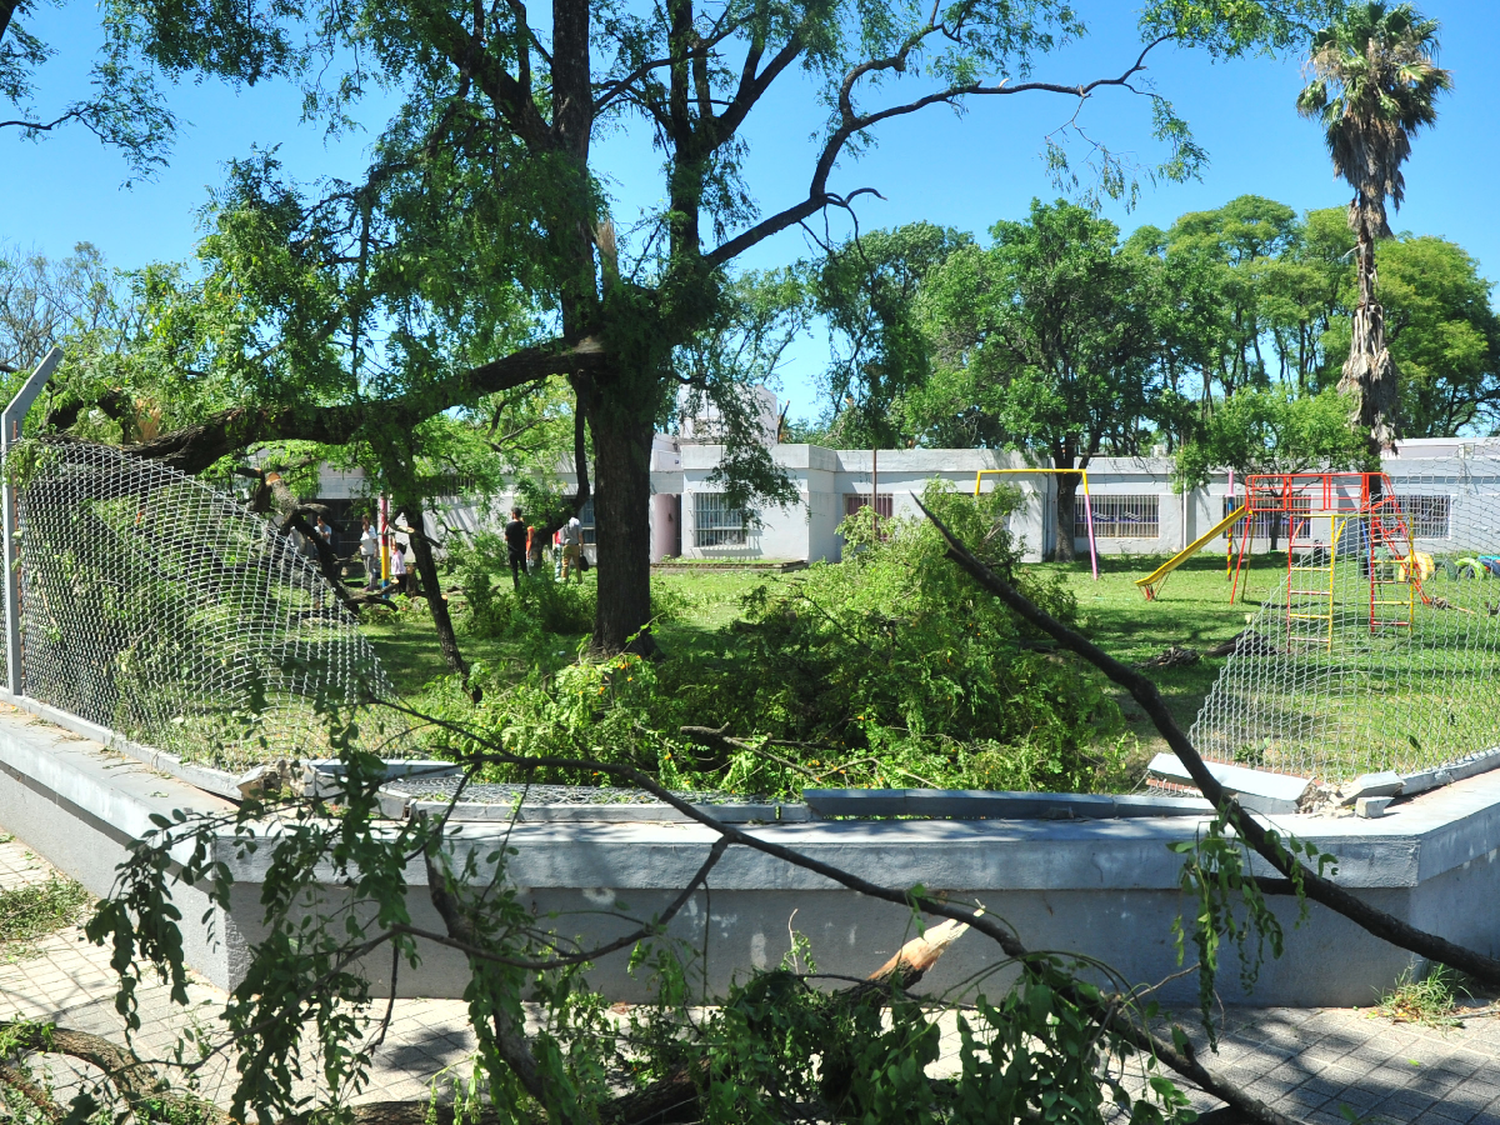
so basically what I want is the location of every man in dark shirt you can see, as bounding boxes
[504,508,528,591]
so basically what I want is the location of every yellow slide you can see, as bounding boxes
[1136,505,1249,601]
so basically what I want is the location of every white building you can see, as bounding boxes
[308,421,1500,567]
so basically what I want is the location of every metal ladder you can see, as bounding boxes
[1366,494,1420,632]
[1285,511,1344,651]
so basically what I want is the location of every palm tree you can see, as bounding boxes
[1297,2,1450,459]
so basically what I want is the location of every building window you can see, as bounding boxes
[1227,494,1310,540]
[694,492,748,547]
[1397,495,1451,539]
[843,493,893,519]
[1085,495,1160,539]
[578,497,597,545]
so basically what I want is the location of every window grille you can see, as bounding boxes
[843,493,893,519]
[694,492,748,547]
[1085,495,1160,538]
[1396,495,1451,539]
[1226,495,1310,540]
[579,497,598,545]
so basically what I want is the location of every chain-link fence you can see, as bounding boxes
[4,440,402,772]
[1192,459,1500,783]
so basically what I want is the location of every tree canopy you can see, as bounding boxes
[1297,0,1451,456]
[28,0,1351,652]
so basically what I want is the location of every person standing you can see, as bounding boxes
[526,522,544,573]
[560,515,583,583]
[388,537,409,596]
[504,508,527,591]
[359,516,380,590]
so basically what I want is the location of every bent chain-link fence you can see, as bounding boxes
[4,440,402,772]
[1192,458,1500,784]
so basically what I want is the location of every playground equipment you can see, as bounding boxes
[973,468,1099,579]
[1192,463,1500,783]
[1135,504,1248,600]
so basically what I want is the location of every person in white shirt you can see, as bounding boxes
[560,516,583,583]
[388,537,409,595]
[359,516,380,590]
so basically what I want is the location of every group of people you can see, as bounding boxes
[355,515,413,596]
[504,509,587,590]
[303,508,584,600]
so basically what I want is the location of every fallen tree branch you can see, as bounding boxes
[915,495,1500,987]
[379,700,1298,1125]
[0,1022,232,1125]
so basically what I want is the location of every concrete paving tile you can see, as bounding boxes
[1414,1111,1473,1125]
[1429,1101,1485,1124]
[1385,1090,1441,1119]
[1328,1083,1387,1112]
[1275,1083,1333,1113]
[1307,1110,1360,1125]
[1464,1082,1500,1107]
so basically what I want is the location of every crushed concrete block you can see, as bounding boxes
[1146,752,1311,816]
[1356,796,1393,819]
[236,759,295,800]
[1342,771,1403,805]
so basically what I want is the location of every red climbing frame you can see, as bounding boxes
[1238,472,1426,635]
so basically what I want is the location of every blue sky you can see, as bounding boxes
[3,1,1496,420]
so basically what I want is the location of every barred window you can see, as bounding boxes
[579,497,597,545]
[694,492,748,547]
[1397,495,1451,539]
[1230,494,1311,540]
[1084,495,1160,538]
[843,493,893,519]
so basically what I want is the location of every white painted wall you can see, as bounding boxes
[306,439,1500,568]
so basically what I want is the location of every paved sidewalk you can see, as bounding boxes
[0,835,1495,1122]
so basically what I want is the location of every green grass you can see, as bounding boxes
[361,569,803,712]
[1375,964,1468,1027]
[0,873,93,960]
[1031,550,1291,756]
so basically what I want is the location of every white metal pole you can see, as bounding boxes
[2,347,62,695]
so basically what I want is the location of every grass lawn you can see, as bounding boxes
[1033,549,1290,756]
[362,548,1295,763]
[361,568,803,708]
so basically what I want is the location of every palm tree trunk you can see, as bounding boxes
[1339,209,1399,464]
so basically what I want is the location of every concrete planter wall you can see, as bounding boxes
[0,707,1496,1007]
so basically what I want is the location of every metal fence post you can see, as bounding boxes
[2,347,62,696]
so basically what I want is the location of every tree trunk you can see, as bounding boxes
[398,498,471,687]
[1341,205,1399,464]
[586,404,657,654]
[1053,466,1078,563]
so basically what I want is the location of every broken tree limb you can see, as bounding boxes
[916,495,1500,988]
[0,1021,232,1125]
[381,700,1298,1125]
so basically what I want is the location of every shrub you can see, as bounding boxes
[424,482,1133,796]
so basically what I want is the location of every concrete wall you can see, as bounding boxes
[2,707,1497,1007]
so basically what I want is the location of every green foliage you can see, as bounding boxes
[1323,235,1500,436]
[427,483,1132,797]
[813,223,973,448]
[1169,812,1338,1043]
[453,531,598,638]
[1376,963,1468,1027]
[1174,385,1368,490]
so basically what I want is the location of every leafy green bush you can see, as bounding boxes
[425,483,1134,796]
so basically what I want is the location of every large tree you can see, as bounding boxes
[920,200,1161,561]
[43,0,1344,651]
[1296,0,1450,461]
[0,0,179,176]
[1322,234,1500,437]
[812,222,972,448]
